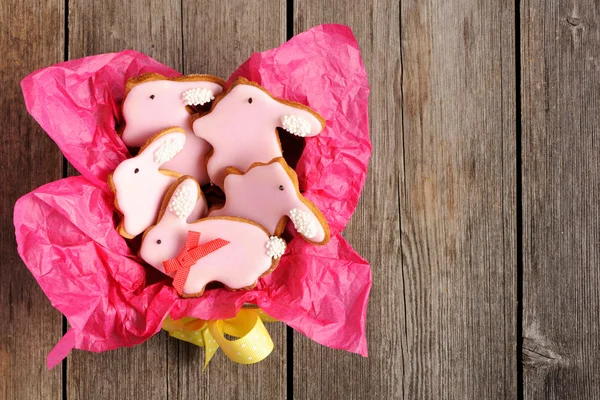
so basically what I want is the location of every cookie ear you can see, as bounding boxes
[288,203,329,245]
[178,80,224,106]
[277,102,325,138]
[138,128,186,165]
[162,176,201,223]
[125,72,165,94]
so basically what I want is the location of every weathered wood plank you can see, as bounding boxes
[165,2,287,399]
[293,1,402,397]
[397,2,517,398]
[67,335,169,399]
[521,1,600,398]
[292,1,403,399]
[0,0,65,399]
[294,1,517,399]
[182,0,286,78]
[68,0,183,68]
[66,0,182,398]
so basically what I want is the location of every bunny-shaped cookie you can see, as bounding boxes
[121,73,225,185]
[192,77,325,187]
[140,176,285,297]
[210,158,329,244]
[109,128,207,238]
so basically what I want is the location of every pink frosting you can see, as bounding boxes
[139,178,278,295]
[210,158,327,243]
[192,80,324,187]
[111,129,207,237]
[121,77,224,185]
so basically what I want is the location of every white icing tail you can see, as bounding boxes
[266,236,286,259]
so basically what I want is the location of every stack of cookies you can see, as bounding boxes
[108,73,330,298]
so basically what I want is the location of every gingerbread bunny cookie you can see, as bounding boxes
[121,73,226,185]
[109,127,208,238]
[191,77,325,187]
[210,158,329,245]
[140,176,286,297]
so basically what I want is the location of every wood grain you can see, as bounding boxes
[293,1,518,399]
[68,0,183,69]
[0,0,64,399]
[182,0,286,78]
[65,0,181,398]
[521,0,600,398]
[66,335,168,399]
[164,2,287,399]
[400,1,517,396]
[292,1,403,399]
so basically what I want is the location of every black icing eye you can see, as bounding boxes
[150,94,155,100]
[279,185,284,191]
[248,97,253,104]
[156,239,162,245]
[134,168,139,174]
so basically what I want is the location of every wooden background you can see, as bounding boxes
[1,0,599,399]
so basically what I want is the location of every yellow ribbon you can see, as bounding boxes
[162,308,277,369]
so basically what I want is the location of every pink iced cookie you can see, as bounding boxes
[210,157,330,245]
[140,176,286,297]
[192,77,325,187]
[121,73,226,185]
[109,128,208,238]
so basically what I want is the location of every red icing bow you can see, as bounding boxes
[163,231,230,295]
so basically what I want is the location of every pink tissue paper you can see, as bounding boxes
[14,24,372,369]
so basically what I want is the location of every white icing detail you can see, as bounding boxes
[182,88,215,106]
[289,208,317,239]
[265,236,286,259]
[153,138,184,164]
[281,115,311,137]
[168,184,196,219]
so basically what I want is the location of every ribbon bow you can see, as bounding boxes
[162,308,277,369]
[163,230,229,295]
